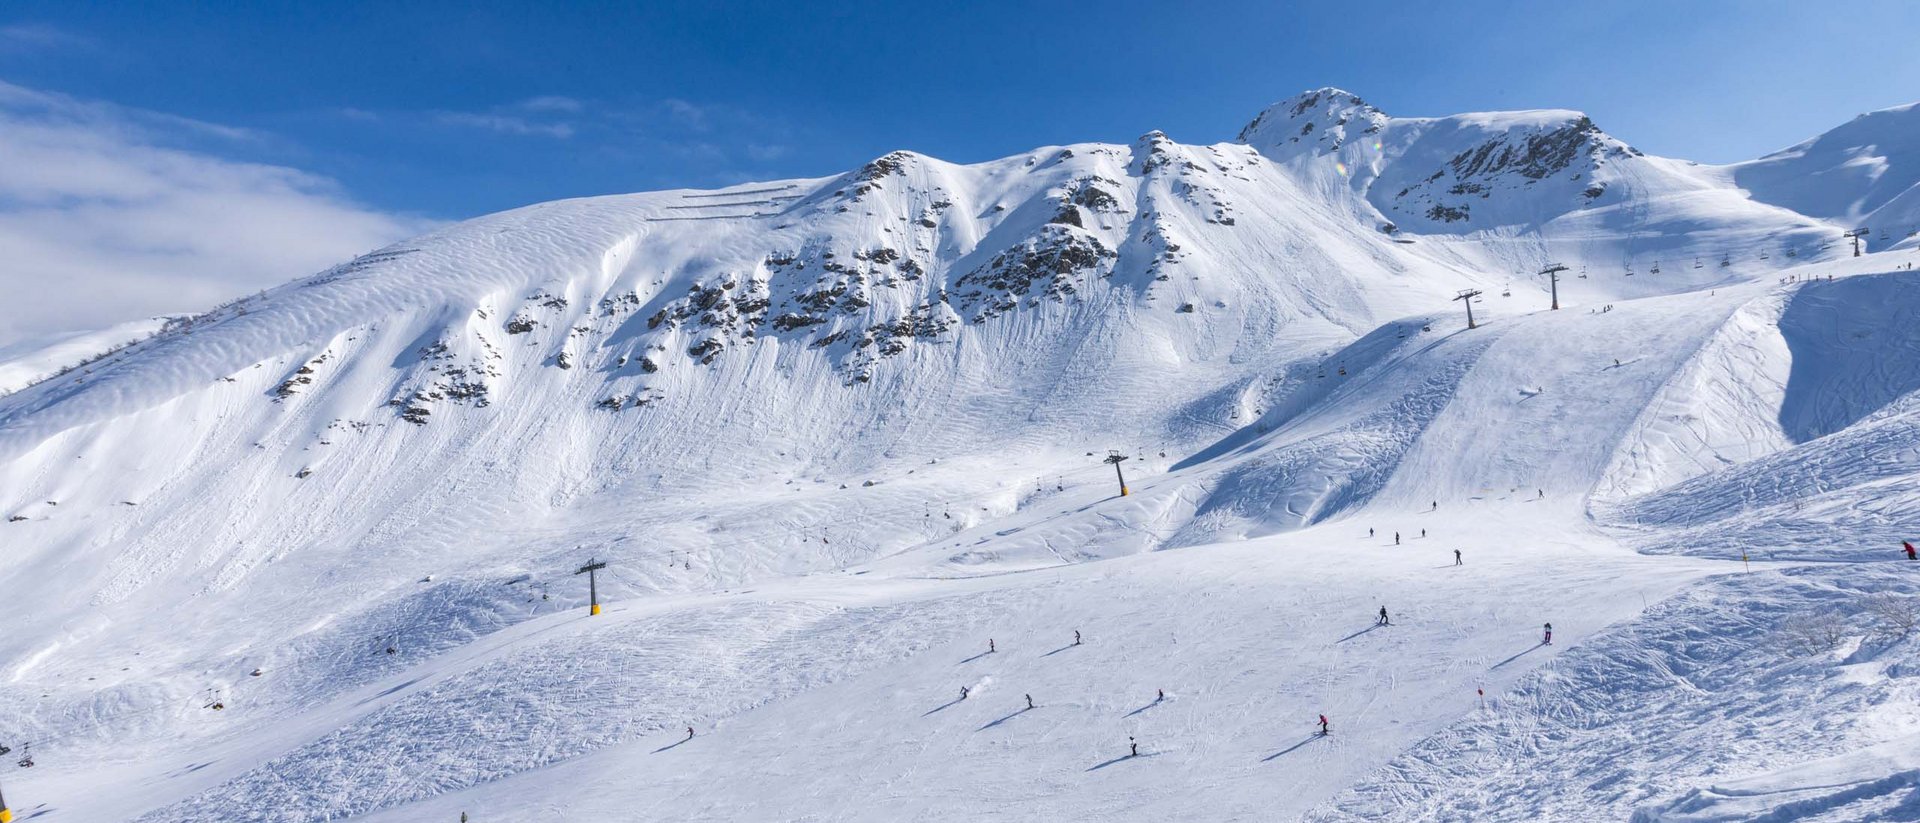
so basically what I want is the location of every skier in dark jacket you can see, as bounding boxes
[1377,606,1390,626]
[1454,549,1463,566]
[1543,623,1553,645]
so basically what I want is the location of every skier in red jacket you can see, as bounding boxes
[1905,541,1916,560]
[1317,714,1330,735]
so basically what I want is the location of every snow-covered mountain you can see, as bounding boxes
[3,88,1918,822]
[1731,101,1920,247]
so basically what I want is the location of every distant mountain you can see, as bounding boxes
[1730,100,1920,250]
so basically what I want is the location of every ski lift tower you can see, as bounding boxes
[1104,451,1131,497]
[575,558,609,616]
[1539,263,1569,310]
[1454,288,1484,329]
[1843,227,1869,257]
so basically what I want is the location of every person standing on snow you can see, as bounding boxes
[686,726,695,740]
[1318,714,1330,735]
[1026,694,1035,710]
[1543,623,1553,645]
[1129,736,1139,757]
[1377,606,1390,626]
[1454,549,1463,566]
[1394,532,1401,545]
[988,638,995,654]
[1074,630,1082,645]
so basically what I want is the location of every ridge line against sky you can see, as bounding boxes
[2,0,1918,347]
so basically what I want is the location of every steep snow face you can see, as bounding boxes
[1237,87,1835,275]
[1731,101,1920,239]
[1240,88,1641,230]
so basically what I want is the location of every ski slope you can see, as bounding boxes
[3,88,1920,822]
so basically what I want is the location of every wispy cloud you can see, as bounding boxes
[0,22,90,53]
[0,81,433,347]
[435,110,575,138]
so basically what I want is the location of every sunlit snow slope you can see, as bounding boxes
[3,89,1919,823]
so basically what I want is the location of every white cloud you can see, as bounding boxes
[0,22,89,53]
[435,110,575,138]
[0,81,434,347]
[515,95,584,114]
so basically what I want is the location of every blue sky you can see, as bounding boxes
[8,0,1920,218]
[1,0,1918,344]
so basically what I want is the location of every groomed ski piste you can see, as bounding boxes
[2,89,1919,821]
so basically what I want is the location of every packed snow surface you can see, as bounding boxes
[3,88,1920,822]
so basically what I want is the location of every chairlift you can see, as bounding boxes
[1693,257,1703,269]
[204,689,225,711]
[1624,264,1635,277]
[0,742,10,756]
[16,742,31,768]
[1337,366,1347,376]
[1577,265,1588,280]
[1650,261,1661,275]
[1719,254,1731,268]
[1787,248,1799,258]
[1759,250,1770,259]
[1501,283,1512,297]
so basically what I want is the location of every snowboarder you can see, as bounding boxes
[1317,714,1330,735]
[1542,623,1553,645]
[1074,630,1082,645]
[1377,606,1390,626]
[1906,541,1916,560]
[1025,694,1035,710]
[1129,736,1139,757]
[1454,549,1463,566]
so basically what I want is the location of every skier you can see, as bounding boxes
[686,726,695,741]
[1542,622,1553,645]
[989,638,996,654]
[1317,714,1330,736]
[1395,532,1401,545]
[1431,501,1438,511]
[1026,694,1035,710]
[1157,688,1165,702]
[1074,630,1082,645]
[1377,606,1390,626]
[1368,527,1375,538]
[961,686,970,700]
[1537,489,1544,499]
[462,814,469,823]
[1129,736,1139,757]
[1905,541,1916,561]
[1420,528,1426,539]
[1454,549,1463,566]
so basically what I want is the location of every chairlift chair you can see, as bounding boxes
[17,743,32,768]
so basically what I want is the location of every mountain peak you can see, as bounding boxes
[1237,87,1388,152]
